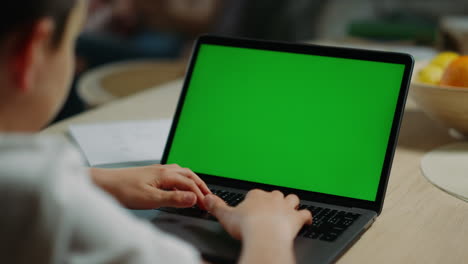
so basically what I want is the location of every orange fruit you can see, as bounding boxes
[440,56,468,88]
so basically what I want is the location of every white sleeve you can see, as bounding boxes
[61,151,201,264]
[0,137,201,264]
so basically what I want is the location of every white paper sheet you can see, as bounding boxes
[69,119,172,166]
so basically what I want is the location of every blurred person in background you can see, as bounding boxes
[79,0,222,68]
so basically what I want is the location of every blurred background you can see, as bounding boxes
[54,0,468,123]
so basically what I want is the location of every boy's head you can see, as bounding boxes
[0,0,86,132]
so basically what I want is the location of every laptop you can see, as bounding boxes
[134,35,414,263]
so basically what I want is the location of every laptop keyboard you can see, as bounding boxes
[157,189,361,242]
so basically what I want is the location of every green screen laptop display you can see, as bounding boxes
[166,44,405,202]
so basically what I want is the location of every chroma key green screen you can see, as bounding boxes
[166,44,405,201]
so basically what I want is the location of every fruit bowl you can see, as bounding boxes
[410,60,468,137]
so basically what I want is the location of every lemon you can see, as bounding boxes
[418,64,444,84]
[430,51,459,68]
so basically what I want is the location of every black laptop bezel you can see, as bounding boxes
[162,35,414,215]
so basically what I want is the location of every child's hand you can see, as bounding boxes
[91,164,211,210]
[204,190,312,242]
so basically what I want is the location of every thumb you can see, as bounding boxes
[156,190,197,208]
[204,194,232,221]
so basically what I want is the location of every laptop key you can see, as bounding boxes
[339,219,354,227]
[223,192,236,201]
[321,208,331,217]
[226,193,244,205]
[344,212,360,220]
[312,220,324,228]
[331,226,346,234]
[325,209,336,217]
[230,198,243,206]
[327,216,341,225]
[308,206,323,217]
[305,231,322,239]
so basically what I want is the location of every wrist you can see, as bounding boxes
[89,168,103,183]
[243,224,295,246]
[242,217,296,242]
[89,168,113,191]
[241,227,295,264]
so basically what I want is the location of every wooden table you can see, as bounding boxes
[44,80,468,264]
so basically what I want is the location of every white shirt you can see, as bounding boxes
[0,134,200,264]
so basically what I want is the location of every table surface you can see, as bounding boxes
[44,80,468,264]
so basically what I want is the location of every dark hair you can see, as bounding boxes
[0,0,76,48]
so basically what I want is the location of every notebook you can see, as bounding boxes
[133,35,414,264]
